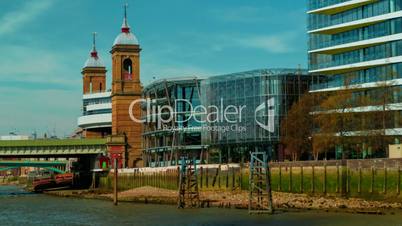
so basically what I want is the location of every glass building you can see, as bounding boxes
[141,69,312,166]
[201,69,311,162]
[308,0,402,156]
[141,77,206,167]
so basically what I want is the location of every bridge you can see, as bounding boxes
[0,160,68,174]
[0,138,109,187]
[0,139,107,157]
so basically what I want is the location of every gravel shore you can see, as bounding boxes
[45,186,402,213]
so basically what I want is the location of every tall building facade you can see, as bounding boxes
[110,8,143,168]
[77,6,142,167]
[308,0,402,157]
[78,35,112,138]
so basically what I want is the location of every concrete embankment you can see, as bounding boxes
[45,186,402,214]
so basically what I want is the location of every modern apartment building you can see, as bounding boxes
[308,0,402,157]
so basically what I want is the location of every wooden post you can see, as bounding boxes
[226,168,229,189]
[206,168,209,188]
[92,171,96,189]
[300,166,303,193]
[113,158,118,206]
[232,167,235,190]
[323,162,327,194]
[397,162,400,195]
[218,166,221,188]
[370,165,375,193]
[278,166,282,192]
[346,165,350,194]
[312,165,315,193]
[177,167,180,188]
[200,167,203,189]
[289,166,293,192]
[336,162,340,193]
[383,162,387,194]
[358,162,362,194]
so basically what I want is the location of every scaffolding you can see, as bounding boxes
[249,152,274,214]
[178,157,200,208]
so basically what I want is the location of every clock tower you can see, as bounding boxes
[110,5,143,167]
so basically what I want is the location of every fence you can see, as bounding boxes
[98,159,402,200]
[99,165,244,192]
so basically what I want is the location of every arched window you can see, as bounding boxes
[99,82,102,91]
[123,58,133,80]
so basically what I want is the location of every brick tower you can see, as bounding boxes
[82,33,107,138]
[82,32,106,94]
[110,5,142,168]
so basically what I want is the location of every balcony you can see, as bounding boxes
[309,55,402,74]
[310,77,402,92]
[308,0,376,15]
[309,11,402,34]
[309,33,402,54]
[77,113,112,129]
[86,103,112,112]
[83,91,111,100]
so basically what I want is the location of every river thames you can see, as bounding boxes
[0,185,401,226]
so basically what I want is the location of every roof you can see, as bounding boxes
[84,56,105,68]
[113,32,139,46]
[143,76,203,92]
[0,139,107,147]
[206,68,309,82]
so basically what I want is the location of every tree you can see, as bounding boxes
[313,87,360,160]
[281,93,315,161]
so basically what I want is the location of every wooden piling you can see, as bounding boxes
[312,165,315,193]
[200,167,203,189]
[383,162,387,194]
[336,162,339,193]
[358,162,362,194]
[113,158,118,206]
[300,166,303,193]
[397,162,400,195]
[323,162,327,194]
[278,166,282,192]
[289,166,293,192]
[370,166,375,193]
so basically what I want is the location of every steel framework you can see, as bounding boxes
[249,152,274,214]
[177,157,200,208]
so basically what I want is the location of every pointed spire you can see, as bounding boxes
[121,3,130,33]
[90,32,98,58]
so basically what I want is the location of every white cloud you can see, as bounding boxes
[0,0,54,36]
[209,6,265,23]
[0,44,81,87]
[234,33,297,54]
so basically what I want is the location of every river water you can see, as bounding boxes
[0,185,401,226]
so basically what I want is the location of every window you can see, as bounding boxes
[122,58,133,80]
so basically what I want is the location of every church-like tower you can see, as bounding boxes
[82,33,106,95]
[82,33,108,138]
[110,5,143,167]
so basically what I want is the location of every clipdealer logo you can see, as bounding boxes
[128,97,275,132]
[254,97,275,133]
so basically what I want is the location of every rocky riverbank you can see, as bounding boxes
[44,186,402,214]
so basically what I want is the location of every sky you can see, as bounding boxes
[0,0,308,137]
